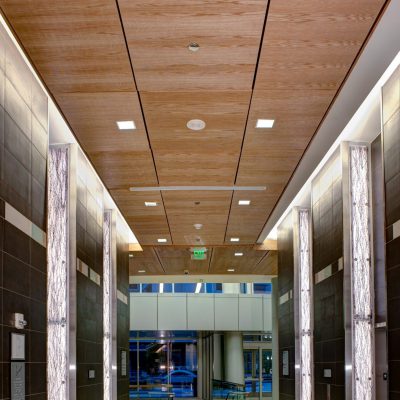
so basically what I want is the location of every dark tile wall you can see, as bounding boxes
[116,216,130,400]
[277,212,295,400]
[312,150,345,400]
[0,23,48,400]
[76,151,104,400]
[382,65,400,398]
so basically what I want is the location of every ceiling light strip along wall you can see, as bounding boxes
[293,208,313,400]
[129,186,266,192]
[348,143,374,400]
[103,210,117,400]
[47,144,77,400]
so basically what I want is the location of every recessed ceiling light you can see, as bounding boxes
[138,270,146,273]
[227,268,235,272]
[194,223,203,230]
[256,119,275,128]
[238,200,251,205]
[129,254,133,258]
[158,238,167,243]
[188,42,200,52]
[145,201,158,207]
[230,238,240,242]
[235,252,243,257]
[187,119,206,131]
[116,120,136,130]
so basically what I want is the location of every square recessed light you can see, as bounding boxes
[145,201,158,207]
[230,238,240,242]
[116,120,136,130]
[138,270,146,273]
[227,268,235,272]
[158,238,167,243]
[256,119,275,128]
[238,200,251,205]
[235,252,243,257]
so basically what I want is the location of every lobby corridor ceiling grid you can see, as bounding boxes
[0,0,387,273]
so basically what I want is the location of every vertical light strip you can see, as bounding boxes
[299,210,312,400]
[47,147,69,400]
[103,211,112,400]
[349,145,374,400]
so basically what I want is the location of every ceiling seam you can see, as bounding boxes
[115,0,173,244]
[153,248,167,274]
[207,247,214,273]
[253,250,271,273]
[254,0,391,243]
[224,0,271,244]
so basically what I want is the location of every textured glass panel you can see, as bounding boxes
[350,145,373,400]
[47,147,69,400]
[103,211,112,400]
[299,210,312,400]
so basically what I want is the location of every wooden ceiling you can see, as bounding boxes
[0,0,386,275]
[129,246,277,276]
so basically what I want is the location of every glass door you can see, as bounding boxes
[243,348,272,399]
[244,350,259,398]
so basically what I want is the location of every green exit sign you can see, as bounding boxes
[192,248,207,260]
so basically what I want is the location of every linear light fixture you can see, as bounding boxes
[256,119,275,128]
[145,201,158,207]
[116,120,136,130]
[238,200,251,205]
[227,269,235,272]
[230,238,240,242]
[130,186,266,192]
[158,238,167,243]
[235,252,243,257]
[138,270,146,273]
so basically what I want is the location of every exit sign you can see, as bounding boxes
[191,248,207,260]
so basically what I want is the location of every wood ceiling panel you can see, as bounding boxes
[252,251,277,275]
[89,151,158,190]
[224,187,285,244]
[256,0,386,90]
[155,247,209,275]
[118,0,268,91]
[141,91,252,185]
[162,191,232,245]
[0,0,135,92]
[209,246,267,274]
[56,91,149,153]
[129,247,165,275]
[110,190,170,246]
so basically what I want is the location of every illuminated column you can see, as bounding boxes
[103,210,117,400]
[293,208,313,400]
[47,144,77,400]
[342,142,374,400]
[271,277,279,400]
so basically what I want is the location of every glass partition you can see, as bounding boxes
[130,331,198,398]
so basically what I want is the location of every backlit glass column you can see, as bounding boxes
[103,210,117,400]
[47,144,77,400]
[349,144,374,400]
[293,208,313,400]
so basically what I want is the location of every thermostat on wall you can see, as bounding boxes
[323,369,332,378]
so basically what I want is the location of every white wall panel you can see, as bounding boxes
[130,294,157,330]
[130,293,271,331]
[187,295,215,330]
[158,294,187,330]
[263,296,273,332]
[239,295,263,331]
[215,295,239,331]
